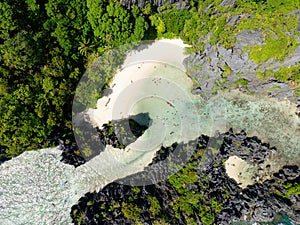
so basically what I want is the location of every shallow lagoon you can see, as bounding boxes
[0,39,299,224]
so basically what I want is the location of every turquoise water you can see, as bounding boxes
[200,90,300,172]
[0,40,299,225]
[119,61,300,168]
[232,211,295,224]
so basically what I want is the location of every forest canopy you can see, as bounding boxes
[0,0,299,160]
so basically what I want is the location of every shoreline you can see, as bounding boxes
[82,38,300,190]
[80,38,195,187]
[87,39,190,129]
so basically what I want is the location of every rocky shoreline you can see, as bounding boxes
[70,125,300,224]
[64,30,300,222]
[184,32,300,104]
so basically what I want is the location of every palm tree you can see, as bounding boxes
[78,38,95,56]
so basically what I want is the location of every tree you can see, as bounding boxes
[86,1,148,52]
[44,0,92,57]
[150,4,191,38]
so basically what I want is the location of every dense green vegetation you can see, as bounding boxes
[71,131,300,224]
[0,1,299,223]
[274,179,300,200]
[72,142,229,225]
[0,0,153,158]
[0,0,299,159]
[167,160,225,225]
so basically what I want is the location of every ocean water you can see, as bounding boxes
[0,40,299,224]
[232,210,294,224]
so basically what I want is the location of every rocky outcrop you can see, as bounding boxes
[61,141,86,167]
[220,0,236,7]
[184,28,300,102]
[0,147,8,164]
[71,130,300,224]
[120,0,189,10]
[96,116,150,149]
[67,112,150,162]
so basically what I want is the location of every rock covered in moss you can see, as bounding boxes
[71,130,300,224]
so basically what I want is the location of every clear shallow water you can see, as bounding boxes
[2,91,297,225]
[0,40,299,224]
[109,60,300,173]
[113,62,201,150]
[232,210,294,224]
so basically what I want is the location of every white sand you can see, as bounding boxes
[87,39,190,128]
[80,39,195,185]
[225,156,256,189]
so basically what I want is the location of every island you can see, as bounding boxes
[0,0,299,224]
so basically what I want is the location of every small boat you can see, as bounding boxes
[166,101,175,108]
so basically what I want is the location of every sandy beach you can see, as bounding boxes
[87,39,191,128]
[78,39,199,186]
[225,155,257,188]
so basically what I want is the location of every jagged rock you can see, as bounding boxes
[0,147,8,164]
[70,124,300,224]
[186,27,299,103]
[174,1,189,10]
[219,0,236,7]
[119,0,189,10]
[283,46,300,67]
[94,114,150,149]
[236,30,264,48]
[280,165,300,180]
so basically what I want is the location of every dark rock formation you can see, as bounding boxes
[119,0,189,11]
[60,141,86,167]
[0,147,8,164]
[220,0,236,7]
[184,18,300,102]
[96,113,150,149]
[71,129,300,224]
[69,113,150,162]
